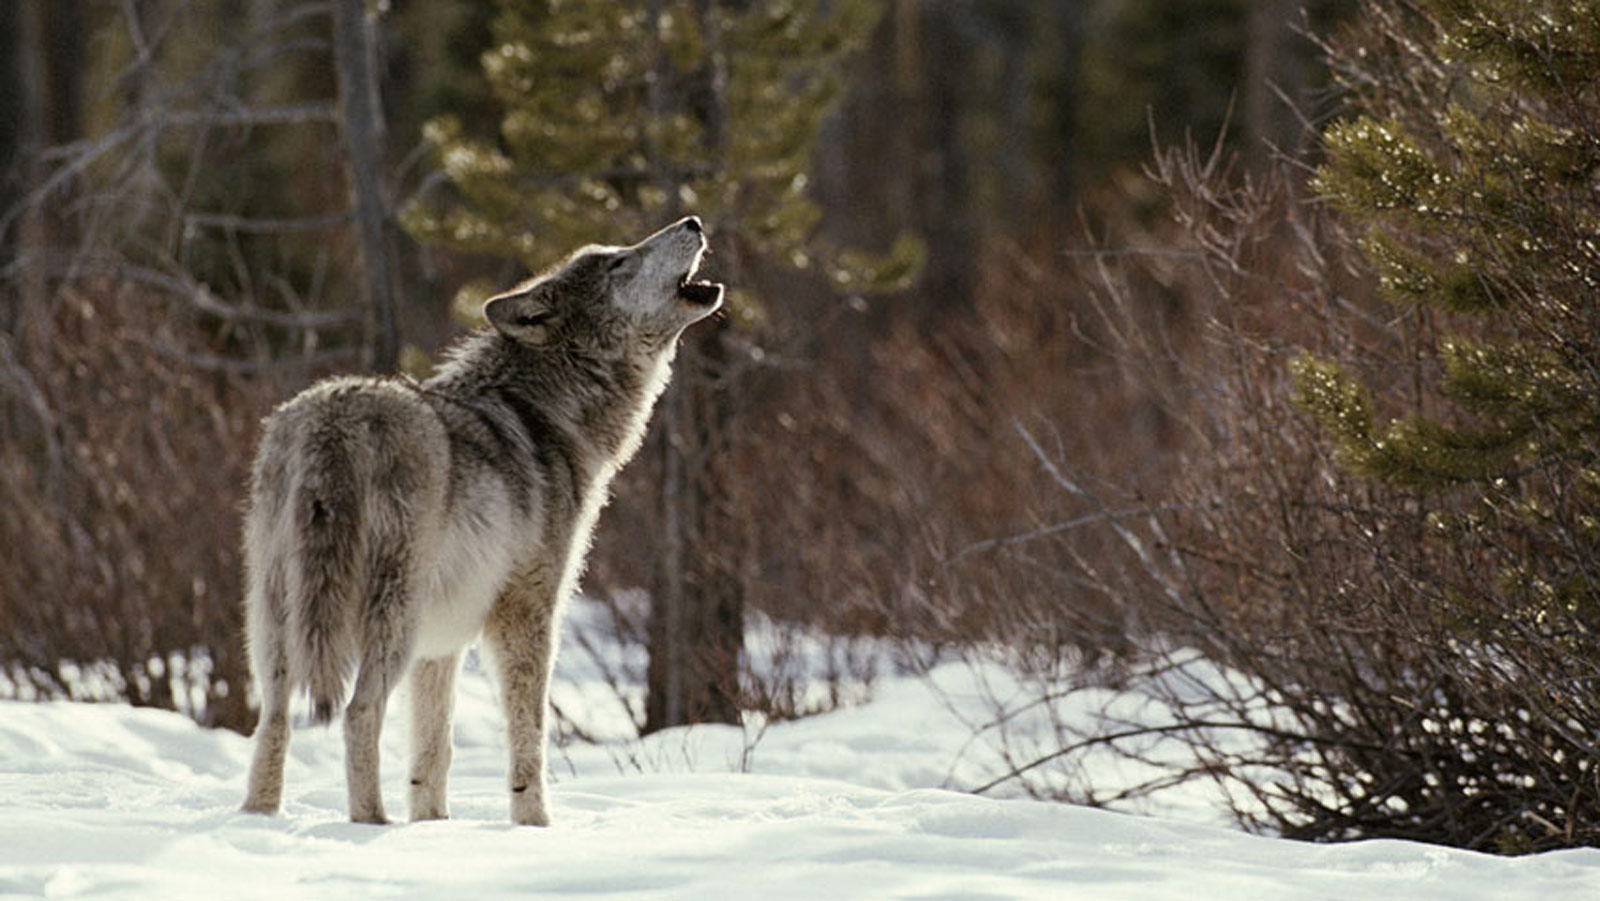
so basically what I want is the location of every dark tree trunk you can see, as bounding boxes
[644,325,744,734]
[0,0,27,323]
[814,1,917,276]
[1049,0,1083,212]
[643,0,744,734]
[7,0,83,326]
[38,0,83,148]
[1244,0,1306,167]
[914,0,976,324]
[992,3,1034,230]
[331,0,398,372]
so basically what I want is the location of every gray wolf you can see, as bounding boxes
[239,217,723,824]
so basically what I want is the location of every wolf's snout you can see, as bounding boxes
[638,217,707,256]
[667,217,721,310]
[627,216,722,314]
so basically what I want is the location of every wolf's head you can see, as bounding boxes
[484,217,724,358]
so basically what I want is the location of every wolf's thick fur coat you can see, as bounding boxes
[240,218,722,824]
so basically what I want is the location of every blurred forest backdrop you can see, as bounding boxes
[5,0,1600,853]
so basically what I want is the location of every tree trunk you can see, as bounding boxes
[644,326,744,734]
[992,4,1034,230]
[1,0,27,330]
[914,0,976,324]
[1244,0,1305,167]
[330,0,398,372]
[643,0,743,734]
[1050,0,1082,212]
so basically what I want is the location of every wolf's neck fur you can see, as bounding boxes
[428,329,674,482]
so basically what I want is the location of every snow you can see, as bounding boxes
[4,603,1600,899]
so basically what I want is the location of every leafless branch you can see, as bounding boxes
[183,210,353,234]
[942,504,1190,569]
[143,339,359,373]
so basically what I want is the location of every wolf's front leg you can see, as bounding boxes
[408,652,460,821]
[484,584,560,826]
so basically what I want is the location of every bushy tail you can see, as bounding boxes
[288,428,365,725]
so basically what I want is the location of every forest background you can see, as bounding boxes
[6,0,1599,854]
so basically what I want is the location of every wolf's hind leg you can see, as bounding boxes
[407,652,460,821]
[243,560,292,815]
[242,659,292,814]
[343,548,417,825]
[343,645,409,824]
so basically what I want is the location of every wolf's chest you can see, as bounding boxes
[412,505,521,658]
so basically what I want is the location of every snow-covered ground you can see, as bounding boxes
[4,602,1600,899]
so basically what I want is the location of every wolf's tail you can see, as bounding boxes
[288,425,364,726]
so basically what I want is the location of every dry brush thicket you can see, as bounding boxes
[1,281,290,730]
[954,81,1600,854]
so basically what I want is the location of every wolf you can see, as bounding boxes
[239,217,723,825]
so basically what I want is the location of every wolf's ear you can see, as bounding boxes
[484,283,557,344]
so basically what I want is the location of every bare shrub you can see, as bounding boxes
[0,280,294,731]
[0,2,398,732]
[964,121,1600,852]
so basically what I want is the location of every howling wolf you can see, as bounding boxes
[239,217,723,825]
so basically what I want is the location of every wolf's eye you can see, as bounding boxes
[514,312,553,328]
[606,255,636,276]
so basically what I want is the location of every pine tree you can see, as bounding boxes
[403,0,915,293]
[1296,0,1600,626]
[1288,1,1600,848]
[403,0,914,732]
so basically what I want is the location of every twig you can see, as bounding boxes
[942,504,1189,568]
[143,339,358,373]
[183,210,353,233]
[1014,419,1188,609]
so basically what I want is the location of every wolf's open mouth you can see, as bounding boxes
[677,266,724,306]
[677,279,723,306]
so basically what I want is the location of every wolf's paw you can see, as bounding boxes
[240,800,280,816]
[349,808,391,826]
[510,787,550,826]
[409,781,449,821]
